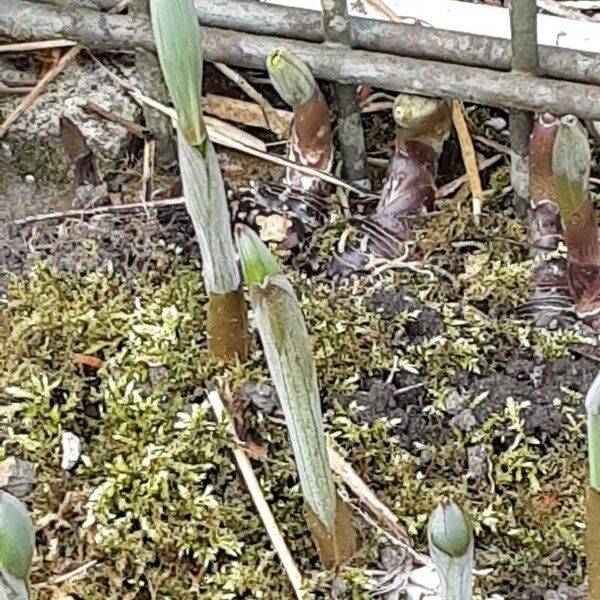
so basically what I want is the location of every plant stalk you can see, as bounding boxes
[586,373,600,598]
[237,225,356,567]
[151,0,248,358]
[552,115,600,326]
[267,48,334,194]
[518,113,572,326]
[332,94,450,273]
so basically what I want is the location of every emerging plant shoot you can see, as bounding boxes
[517,113,572,326]
[236,224,356,567]
[150,0,248,358]
[552,115,600,328]
[333,93,451,273]
[0,491,35,599]
[267,48,334,194]
[428,498,473,600]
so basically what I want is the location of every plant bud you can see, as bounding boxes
[266,49,317,108]
[0,491,34,581]
[428,498,472,558]
[235,225,282,287]
[552,115,591,227]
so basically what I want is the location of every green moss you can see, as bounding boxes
[0,212,589,598]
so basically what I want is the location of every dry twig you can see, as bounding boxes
[435,154,502,199]
[34,560,99,589]
[538,0,600,19]
[203,93,292,131]
[0,83,34,95]
[214,62,290,137]
[0,39,76,53]
[11,197,185,226]
[327,446,413,548]
[451,100,484,222]
[84,101,148,137]
[0,44,82,138]
[0,0,130,138]
[206,389,305,599]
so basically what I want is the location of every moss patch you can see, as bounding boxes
[0,194,593,598]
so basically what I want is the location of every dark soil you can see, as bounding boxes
[336,289,598,448]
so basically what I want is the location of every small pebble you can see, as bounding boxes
[484,117,507,131]
[450,408,477,432]
[61,431,82,471]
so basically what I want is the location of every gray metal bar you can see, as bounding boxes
[27,0,600,86]
[4,1,600,120]
[321,0,369,187]
[509,0,539,212]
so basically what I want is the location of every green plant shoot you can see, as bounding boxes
[236,225,356,567]
[428,498,473,600]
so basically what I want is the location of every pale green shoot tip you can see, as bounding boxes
[0,491,35,581]
[235,225,282,287]
[428,497,472,558]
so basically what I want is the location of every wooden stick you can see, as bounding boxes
[214,62,290,138]
[0,44,82,139]
[327,445,412,547]
[0,83,34,95]
[435,153,502,199]
[451,100,484,223]
[11,197,185,226]
[538,0,599,20]
[206,390,305,599]
[0,39,76,53]
[34,559,99,589]
[203,93,292,131]
[84,100,148,137]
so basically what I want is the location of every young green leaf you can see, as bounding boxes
[235,225,282,288]
[150,0,206,146]
[428,498,473,600]
[0,491,34,582]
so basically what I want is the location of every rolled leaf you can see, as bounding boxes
[267,48,333,194]
[177,132,240,294]
[236,223,282,286]
[586,372,600,492]
[150,0,206,146]
[587,487,600,600]
[552,115,600,322]
[267,49,316,109]
[588,373,600,599]
[428,498,473,600]
[553,115,591,229]
[332,94,450,273]
[237,225,336,529]
[0,491,34,593]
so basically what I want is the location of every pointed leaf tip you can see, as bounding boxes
[235,225,282,287]
[0,491,35,581]
[266,48,316,108]
[428,498,472,558]
[150,0,206,146]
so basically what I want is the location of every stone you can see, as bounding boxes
[0,457,36,497]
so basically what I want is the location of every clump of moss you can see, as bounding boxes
[0,223,591,598]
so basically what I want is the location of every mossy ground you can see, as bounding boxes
[0,185,594,598]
